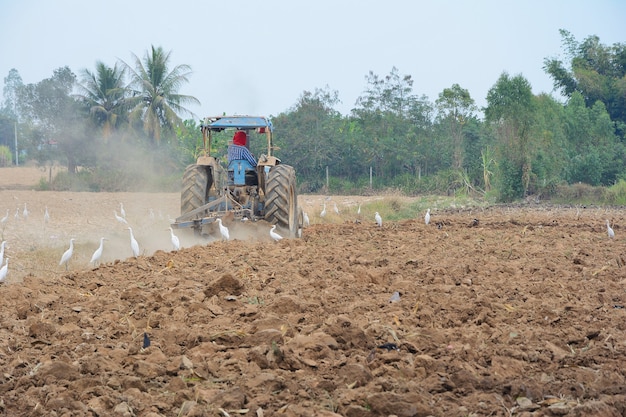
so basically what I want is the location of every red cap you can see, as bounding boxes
[233,131,247,146]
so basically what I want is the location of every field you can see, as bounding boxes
[1,167,626,417]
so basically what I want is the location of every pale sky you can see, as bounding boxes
[1,0,624,118]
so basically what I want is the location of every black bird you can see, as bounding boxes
[377,342,400,351]
[143,332,151,349]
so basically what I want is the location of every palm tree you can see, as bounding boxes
[123,46,200,144]
[76,61,126,141]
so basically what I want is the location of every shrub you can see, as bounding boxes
[605,179,626,205]
[0,146,12,167]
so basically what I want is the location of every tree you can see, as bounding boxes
[354,67,415,116]
[544,29,626,138]
[75,61,127,141]
[2,69,23,119]
[1,69,23,162]
[352,67,433,181]
[272,87,345,191]
[123,46,200,144]
[435,84,477,170]
[485,72,536,201]
[563,92,623,185]
[17,67,87,172]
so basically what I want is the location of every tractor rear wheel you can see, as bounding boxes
[265,164,300,238]
[181,164,210,215]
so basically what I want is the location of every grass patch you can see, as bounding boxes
[358,195,488,223]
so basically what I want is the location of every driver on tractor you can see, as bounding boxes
[228,130,257,167]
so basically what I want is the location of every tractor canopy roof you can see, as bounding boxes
[203,116,273,132]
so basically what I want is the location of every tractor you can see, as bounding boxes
[172,115,302,239]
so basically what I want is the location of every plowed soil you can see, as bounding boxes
[1,167,626,417]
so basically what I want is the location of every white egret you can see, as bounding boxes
[14,207,19,220]
[303,212,310,227]
[0,240,6,266]
[375,212,382,227]
[22,203,29,220]
[169,227,180,250]
[357,203,361,215]
[334,202,340,215]
[44,206,50,224]
[425,209,431,225]
[320,203,326,218]
[606,219,615,239]
[0,258,7,283]
[90,237,107,267]
[270,225,283,242]
[59,238,76,271]
[120,203,126,219]
[127,227,140,258]
[0,209,8,224]
[216,218,230,241]
[114,210,128,225]
[149,208,155,219]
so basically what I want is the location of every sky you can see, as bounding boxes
[0,0,625,119]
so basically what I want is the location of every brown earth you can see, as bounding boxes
[1,167,626,417]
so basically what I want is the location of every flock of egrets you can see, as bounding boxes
[0,199,292,283]
[0,196,617,285]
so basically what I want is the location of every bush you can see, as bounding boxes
[605,179,626,205]
[551,182,607,204]
[0,146,12,167]
[41,166,182,192]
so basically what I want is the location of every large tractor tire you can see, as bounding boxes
[265,164,300,238]
[181,164,210,215]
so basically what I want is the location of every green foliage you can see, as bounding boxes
[0,145,12,166]
[122,46,200,144]
[495,158,525,202]
[605,179,626,205]
[3,33,626,199]
[544,30,626,139]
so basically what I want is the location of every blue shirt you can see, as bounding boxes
[228,145,257,167]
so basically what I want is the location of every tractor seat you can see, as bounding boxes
[228,159,258,186]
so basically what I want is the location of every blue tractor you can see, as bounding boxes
[172,115,302,238]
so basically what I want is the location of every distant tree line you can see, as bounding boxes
[0,31,625,201]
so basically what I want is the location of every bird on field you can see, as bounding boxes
[168,227,180,251]
[320,203,326,218]
[22,203,28,220]
[216,218,230,241]
[90,237,107,267]
[1,209,8,225]
[149,208,155,220]
[44,206,50,224]
[0,240,6,266]
[0,258,8,283]
[120,203,126,219]
[425,208,431,225]
[303,212,310,227]
[59,238,76,271]
[14,207,19,220]
[142,332,151,349]
[334,202,340,215]
[357,203,361,215]
[127,227,140,258]
[270,225,283,242]
[114,210,128,225]
[606,219,615,239]
[375,212,382,227]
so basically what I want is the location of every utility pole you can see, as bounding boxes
[14,121,18,166]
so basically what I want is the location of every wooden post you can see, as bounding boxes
[369,167,373,188]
